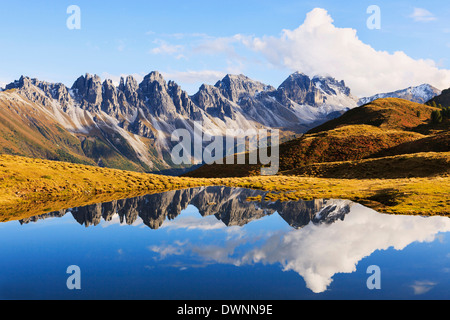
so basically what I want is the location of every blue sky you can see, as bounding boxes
[0,0,449,97]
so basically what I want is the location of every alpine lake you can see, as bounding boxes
[0,186,448,300]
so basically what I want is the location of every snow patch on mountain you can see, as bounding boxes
[358,84,441,106]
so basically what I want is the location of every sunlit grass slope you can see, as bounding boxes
[0,154,449,221]
[0,154,210,221]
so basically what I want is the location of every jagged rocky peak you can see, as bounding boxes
[119,75,139,93]
[101,79,119,114]
[279,71,312,89]
[5,75,47,92]
[277,72,324,106]
[192,83,235,120]
[117,75,140,106]
[192,83,218,106]
[102,78,116,94]
[139,71,167,94]
[214,74,274,102]
[312,75,351,96]
[6,75,54,93]
[138,71,180,118]
[8,75,33,90]
[71,73,103,106]
[4,75,73,109]
[276,72,357,107]
[51,83,71,102]
[70,73,142,116]
[167,80,202,120]
[119,77,125,91]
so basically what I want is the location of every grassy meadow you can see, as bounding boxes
[0,154,449,222]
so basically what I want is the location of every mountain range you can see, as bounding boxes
[0,71,444,173]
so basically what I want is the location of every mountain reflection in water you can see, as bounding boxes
[16,186,450,295]
[20,186,353,230]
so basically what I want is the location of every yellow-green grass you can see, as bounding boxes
[281,152,450,179]
[307,98,440,133]
[0,154,449,222]
[0,154,212,221]
[219,175,450,216]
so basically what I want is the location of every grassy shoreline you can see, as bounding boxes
[0,154,449,222]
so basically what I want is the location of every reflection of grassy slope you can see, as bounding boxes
[0,155,449,220]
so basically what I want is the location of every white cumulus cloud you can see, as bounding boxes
[149,202,450,294]
[106,8,450,98]
[238,205,450,293]
[243,8,450,97]
[150,39,185,59]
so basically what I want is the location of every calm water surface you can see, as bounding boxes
[0,186,449,300]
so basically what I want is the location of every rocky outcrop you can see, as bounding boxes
[5,76,73,110]
[276,72,324,106]
[71,73,103,110]
[101,79,119,115]
[192,84,236,120]
[119,75,140,105]
[167,80,202,120]
[214,74,274,103]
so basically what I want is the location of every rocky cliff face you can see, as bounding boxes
[277,72,324,106]
[214,74,274,103]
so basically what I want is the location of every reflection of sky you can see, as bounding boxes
[0,202,449,299]
[149,204,450,294]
